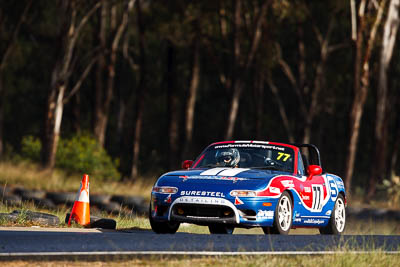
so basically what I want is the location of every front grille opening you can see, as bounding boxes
[172,204,234,218]
[239,209,256,216]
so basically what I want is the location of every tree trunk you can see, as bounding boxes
[130,0,146,180]
[166,41,180,169]
[267,76,294,143]
[0,75,4,158]
[93,0,108,146]
[42,87,57,169]
[225,81,243,140]
[41,1,102,170]
[182,36,200,159]
[225,0,268,140]
[93,0,135,147]
[390,107,400,176]
[225,0,242,141]
[254,74,264,140]
[344,0,386,193]
[368,0,399,197]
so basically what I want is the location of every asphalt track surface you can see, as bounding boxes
[0,227,399,259]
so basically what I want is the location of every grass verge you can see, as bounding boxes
[0,161,155,199]
[1,253,400,267]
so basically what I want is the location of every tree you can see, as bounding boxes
[344,0,386,194]
[368,0,400,197]
[0,0,32,158]
[127,0,146,180]
[271,2,346,145]
[182,34,200,159]
[93,0,136,147]
[225,0,270,140]
[41,1,101,169]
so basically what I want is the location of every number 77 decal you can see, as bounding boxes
[277,152,291,161]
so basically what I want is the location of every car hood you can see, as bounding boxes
[155,167,287,193]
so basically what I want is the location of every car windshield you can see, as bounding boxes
[193,143,295,173]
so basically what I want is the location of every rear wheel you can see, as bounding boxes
[319,194,346,235]
[208,224,234,234]
[263,191,292,235]
[149,206,180,234]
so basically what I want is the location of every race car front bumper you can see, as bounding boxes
[169,196,240,225]
[150,194,278,227]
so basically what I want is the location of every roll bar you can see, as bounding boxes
[291,143,322,168]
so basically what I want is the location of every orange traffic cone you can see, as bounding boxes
[68,174,90,226]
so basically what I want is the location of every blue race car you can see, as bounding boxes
[149,141,346,235]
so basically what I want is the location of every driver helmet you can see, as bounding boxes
[215,148,240,167]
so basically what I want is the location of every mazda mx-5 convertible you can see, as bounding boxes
[149,141,346,235]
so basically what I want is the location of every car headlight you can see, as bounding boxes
[152,186,178,194]
[230,190,257,197]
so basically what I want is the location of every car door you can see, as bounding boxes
[297,152,327,212]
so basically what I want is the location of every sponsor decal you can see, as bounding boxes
[311,185,324,211]
[327,176,339,201]
[304,187,311,193]
[164,194,172,203]
[179,175,189,181]
[234,196,244,205]
[179,175,249,183]
[180,190,226,197]
[256,210,274,219]
[303,218,325,225]
[302,195,310,200]
[214,143,285,151]
[269,186,280,194]
[281,180,295,188]
[294,218,302,222]
[175,196,228,205]
[337,180,345,189]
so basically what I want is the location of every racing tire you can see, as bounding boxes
[319,194,346,235]
[148,206,180,234]
[88,218,117,229]
[268,191,293,235]
[46,192,76,206]
[208,224,235,234]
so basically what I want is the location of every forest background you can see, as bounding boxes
[0,0,399,201]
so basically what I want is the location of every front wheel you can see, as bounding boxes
[319,194,346,235]
[149,206,180,234]
[208,224,234,234]
[265,191,293,235]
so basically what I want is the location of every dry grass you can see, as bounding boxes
[0,161,155,199]
[1,253,400,267]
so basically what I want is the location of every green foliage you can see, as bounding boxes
[20,134,120,181]
[382,175,400,208]
[20,136,41,162]
[56,134,120,181]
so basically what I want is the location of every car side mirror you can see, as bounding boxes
[307,165,322,179]
[182,160,194,169]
